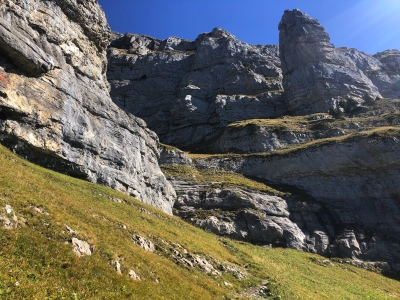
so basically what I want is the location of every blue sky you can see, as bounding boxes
[98,0,400,54]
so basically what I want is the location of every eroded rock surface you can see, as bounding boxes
[71,237,92,257]
[159,144,192,166]
[0,0,175,213]
[172,180,309,250]
[132,235,155,252]
[0,204,18,229]
[279,9,381,115]
[107,28,286,149]
[192,133,400,270]
[108,13,400,153]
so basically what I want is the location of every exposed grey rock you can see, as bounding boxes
[240,280,270,299]
[204,123,314,154]
[107,28,285,149]
[0,214,13,229]
[0,0,175,214]
[32,206,49,215]
[371,50,400,98]
[71,237,92,257]
[65,225,78,235]
[112,258,122,274]
[108,17,400,154]
[192,133,400,267]
[279,9,381,115]
[159,144,192,166]
[192,255,222,275]
[204,102,400,154]
[171,179,319,251]
[128,270,141,281]
[132,235,155,252]
[1,204,18,229]
[332,47,400,99]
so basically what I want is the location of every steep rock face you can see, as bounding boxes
[203,123,314,154]
[279,9,381,115]
[199,101,400,154]
[159,144,192,166]
[172,180,309,250]
[336,48,400,99]
[193,133,400,268]
[0,0,175,213]
[107,28,286,149]
[371,50,400,98]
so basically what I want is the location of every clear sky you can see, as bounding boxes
[97,0,400,55]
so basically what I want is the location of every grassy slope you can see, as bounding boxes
[1,145,400,299]
[188,126,400,160]
[228,99,400,132]
[160,164,287,196]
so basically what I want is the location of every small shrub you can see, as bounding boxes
[363,93,375,106]
[243,62,251,72]
[338,97,359,113]
[328,106,344,119]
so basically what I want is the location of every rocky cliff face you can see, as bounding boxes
[104,8,400,272]
[192,131,400,270]
[108,14,400,151]
[0,0,175,213]
[279,9,381,115]
[107,28,286,149]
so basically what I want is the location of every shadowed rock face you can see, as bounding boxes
[0,0,175,214]
[279,9,381,115]
[107,12,400,155]
[107,28,286,150]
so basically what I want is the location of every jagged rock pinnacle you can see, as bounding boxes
[279,9,380,115]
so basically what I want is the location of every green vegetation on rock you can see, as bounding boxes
[161,164,286,196]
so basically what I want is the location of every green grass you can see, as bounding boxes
[161,164,286,196]
[188,126,400,161]
[228,110,400,134]
[1,144,400,299]
[212,99,400,155]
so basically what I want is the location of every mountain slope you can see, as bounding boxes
[1,145,400,299]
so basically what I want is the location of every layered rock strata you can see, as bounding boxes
[171,179,328,253]
[192,131,400,270]
[0,0,175,213]
[108,15,400,153]
[197,100,400,154]
[107,28,286,149]
[279,9,381,115]
[346,48,400,99]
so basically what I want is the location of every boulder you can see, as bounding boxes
[71,238,92,257]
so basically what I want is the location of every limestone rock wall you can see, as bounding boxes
[107,28,286,149]
[193,134,400,267]
[108,12,400,151]
[0,0,175,214]
[279,9,381,115]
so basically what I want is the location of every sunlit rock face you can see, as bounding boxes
[107,28,287,150]
[192,133,400,271]
[0,0,176,214]
[279,9,381,115]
